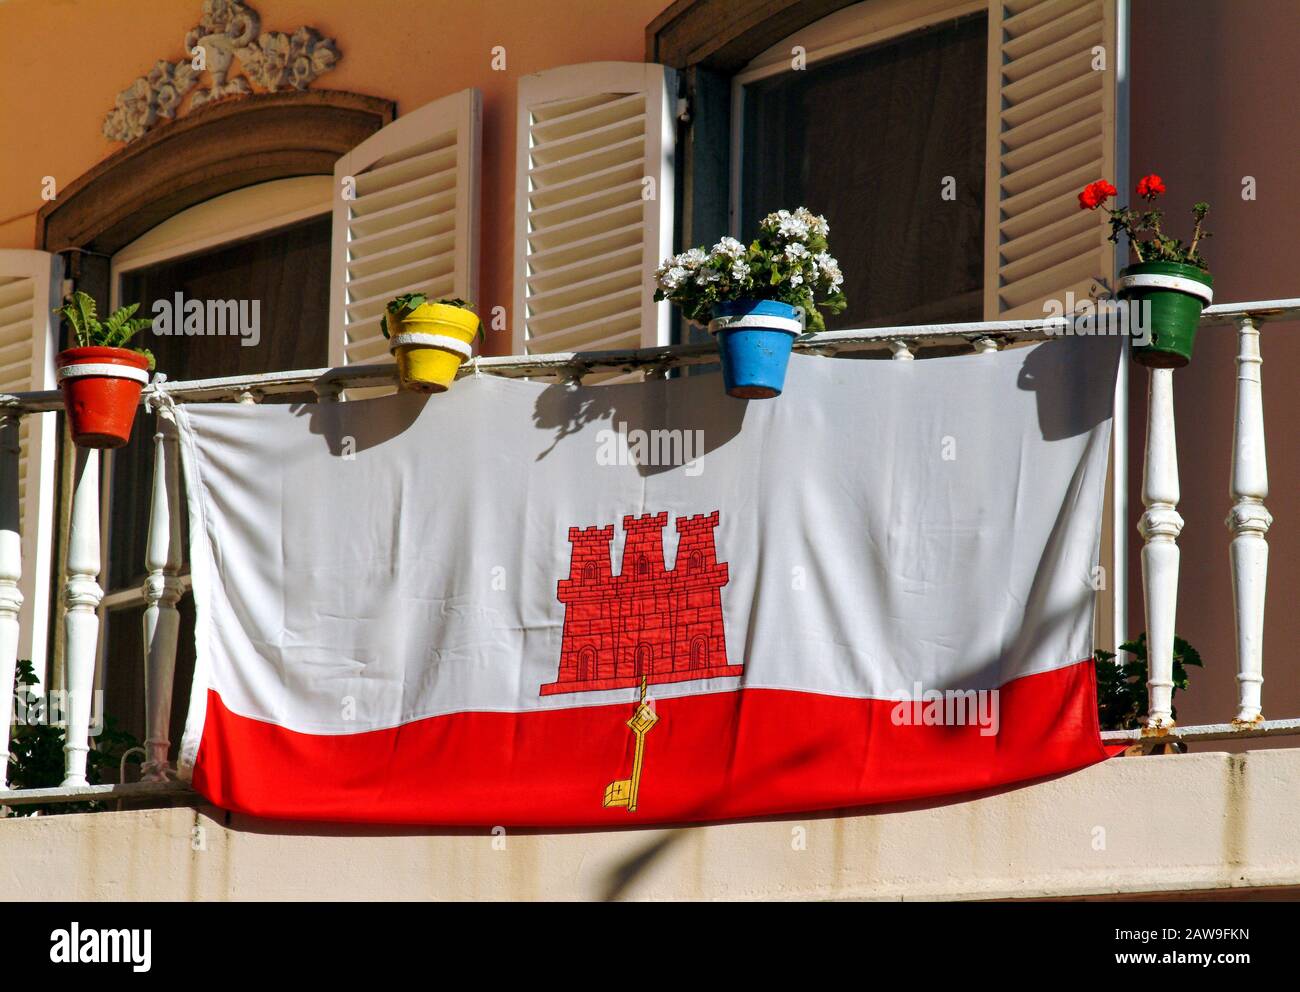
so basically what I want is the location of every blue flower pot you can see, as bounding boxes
[708,299,803,399]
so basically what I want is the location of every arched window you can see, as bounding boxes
[689,551,703,573]
[634,643,652,677]
[582,561,597,582]
[690,636,709,669]
[577,646,598,682]
[636,554,650,580]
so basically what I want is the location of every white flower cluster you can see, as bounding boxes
[761,209,839,291]
[654,247,707,293]
[654,206,845,327]
[760,207,830,242]
[654,240,750,294]
[814,251,844,290]
[713,236,746,259]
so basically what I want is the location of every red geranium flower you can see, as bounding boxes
[1078,179,1118,210]
[1136,173,1166,199]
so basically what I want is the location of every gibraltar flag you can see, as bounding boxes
[176,341,1118,826]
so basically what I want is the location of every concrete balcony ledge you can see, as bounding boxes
[1,749,1297,901]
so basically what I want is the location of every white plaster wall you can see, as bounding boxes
[2,750,1298,901]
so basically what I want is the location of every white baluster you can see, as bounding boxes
[62,445,103,787]
[1138,368,1182,728]
[141,407,183,780]
[1226,316,1271,724]
[0,415,23,790]
[889,340,915,361]
[313,379,341,402]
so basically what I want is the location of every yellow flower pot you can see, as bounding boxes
[387,303,481,393]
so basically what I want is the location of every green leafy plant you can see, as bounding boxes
[1094,633,1203,731]
[380,293,478,339]
[54,290,156,370]
[654,207,847,332]
[5,659,143,816]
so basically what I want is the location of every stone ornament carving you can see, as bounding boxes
[103,0,341,144]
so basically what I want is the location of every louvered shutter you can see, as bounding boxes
[0,250,60,672]
[983,0,1118,318]
[329,89,482,372]
[514,62,676,364]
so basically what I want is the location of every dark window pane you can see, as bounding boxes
[101,604,145,749]
[119,214,332,380]
[111,215,330,591]
[100,596,196,767]
[741,14,987,328]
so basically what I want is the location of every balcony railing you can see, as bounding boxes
[0,298,1295,809]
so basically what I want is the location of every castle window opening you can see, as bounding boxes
[578,646,597,681]
[690,636,708,669]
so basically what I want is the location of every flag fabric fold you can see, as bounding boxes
[176,340,1119,826]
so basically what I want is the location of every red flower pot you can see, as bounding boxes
[56,347,151,449]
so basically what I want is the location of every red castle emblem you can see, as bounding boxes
[541,510,742,695]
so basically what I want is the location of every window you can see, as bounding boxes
[96,177,332,745]
[578,645,598,681]
[661,0,1121,327]
[690,635,708,669]
[733,12,987,328]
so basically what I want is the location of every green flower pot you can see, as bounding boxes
[1118,261,1214,368]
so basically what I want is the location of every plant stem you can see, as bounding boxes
[1149,210,1168,261]
[1108,206,1145,263]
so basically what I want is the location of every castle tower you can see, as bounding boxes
[616,513,670,679]
[552,525,615,687]
[670,512,730,672]
[618,512,668,580]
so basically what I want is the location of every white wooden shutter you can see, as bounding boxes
[984,0,1118,318]
[514,62,676,363]
[0,250,60,672]
[329,89,482,370]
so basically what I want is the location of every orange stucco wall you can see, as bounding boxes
[1129,0,1299,744]
[0,0,665,352]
